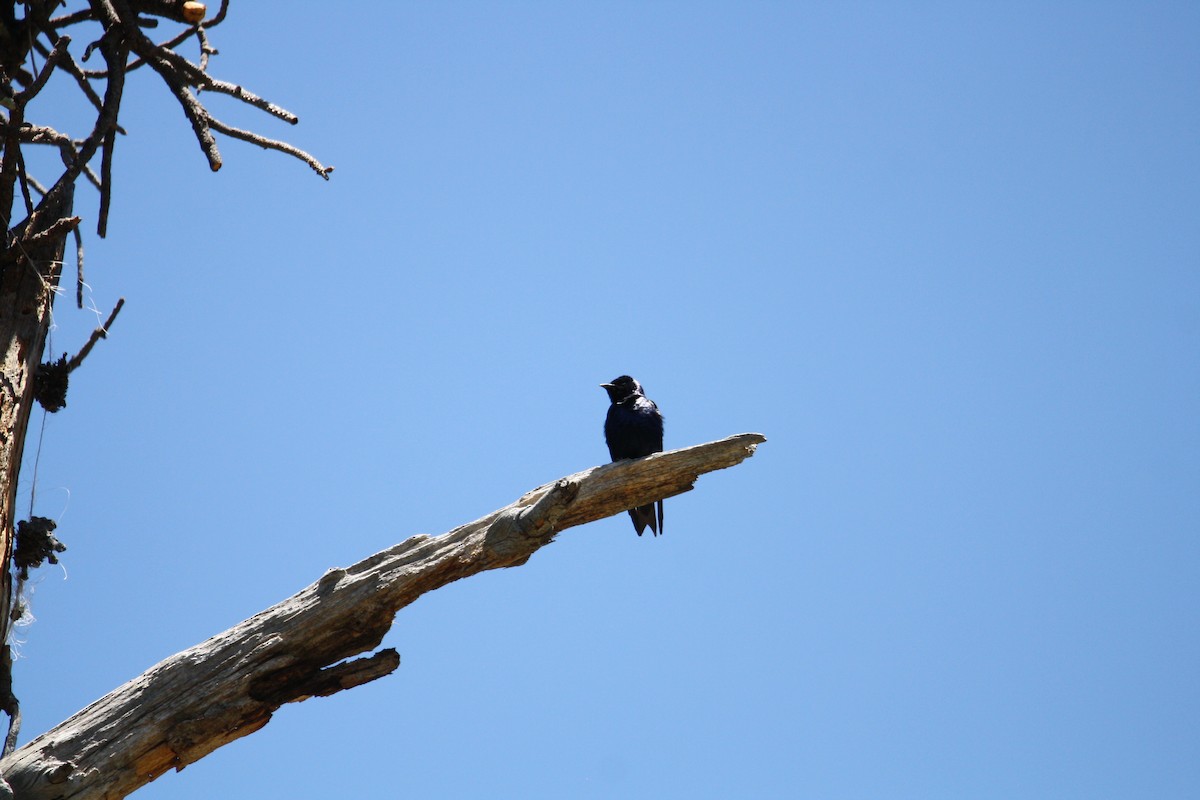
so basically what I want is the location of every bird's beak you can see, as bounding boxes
[599,383,615,390]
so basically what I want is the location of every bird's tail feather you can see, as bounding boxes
[628,503,661,537]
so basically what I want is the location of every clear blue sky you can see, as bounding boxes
[12,2,1198,798]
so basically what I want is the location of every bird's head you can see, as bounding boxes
[600,375,643,403]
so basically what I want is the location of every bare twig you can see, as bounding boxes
[209,117,332,178]
[21,215,80,248]
[85,27,129,234]
[113,1,214,70]
[13,147,33,217]
[6,122,71,147]
[151,62,222,170]
[196,24,216,70]
[15,35,71,108]
[97,118,116,236]
[66,296,125,372]
[0,122,104,191]
[48,9,96,28]
[39,0,325,178]
[0,104,26,233]
[89,21,198,76]
[29,43,125,227]
[30,29,116,120]
[207,0,231,28]
[7,120,77,153]
[12,123,105,194]
[200,76,298,124]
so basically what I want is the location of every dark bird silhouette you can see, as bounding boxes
[600,375,665,536]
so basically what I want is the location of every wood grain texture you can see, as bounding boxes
[0,433,765,799]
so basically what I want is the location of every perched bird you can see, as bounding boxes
[600,375,665,536]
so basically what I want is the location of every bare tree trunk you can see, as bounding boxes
[0,185,71,623]
[0,433,765,800]
[0,180,76,752]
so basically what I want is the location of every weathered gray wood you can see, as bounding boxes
[0,432,765,799]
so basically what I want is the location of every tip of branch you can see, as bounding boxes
[742,432,767,451]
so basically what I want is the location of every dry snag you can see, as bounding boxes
[0,0,328,766]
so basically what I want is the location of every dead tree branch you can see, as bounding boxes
[66,296,123,370]
[0,434,766,800]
